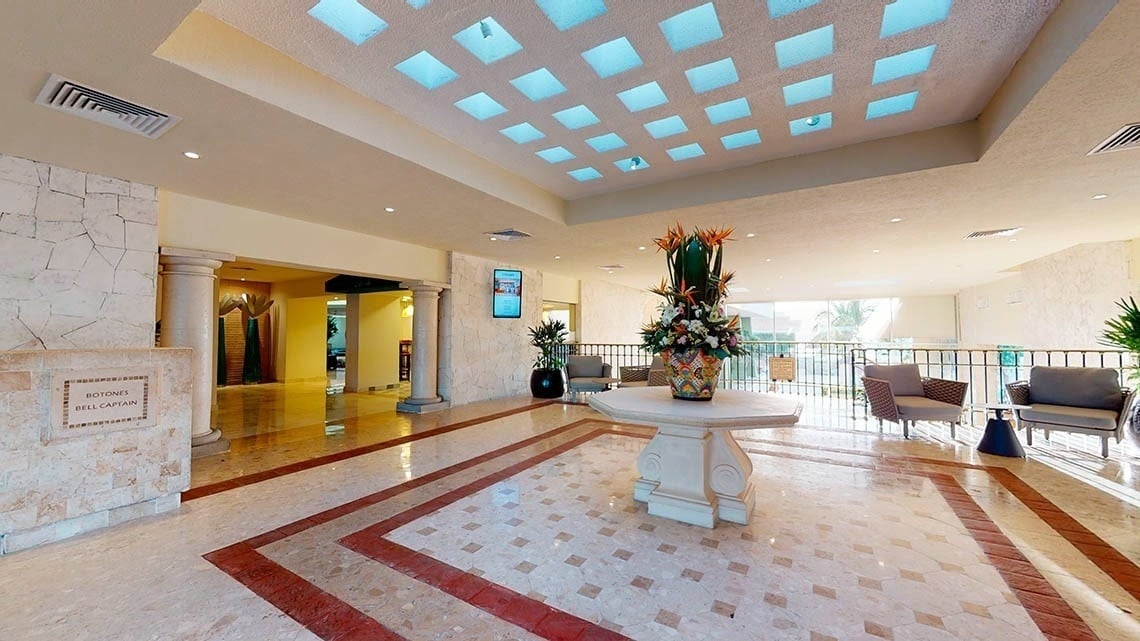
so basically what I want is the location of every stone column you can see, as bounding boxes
[343,293,361,393]
[159,247,234,457]
[397,281,450,413]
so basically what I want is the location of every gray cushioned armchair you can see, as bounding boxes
[566,355,613,394]
[862,364,968,438]
[1006,366,1135,458]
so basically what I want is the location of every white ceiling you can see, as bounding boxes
[0,0,1138,302]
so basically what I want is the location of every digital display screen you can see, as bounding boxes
[492,268,522,318]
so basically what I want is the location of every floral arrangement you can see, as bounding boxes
[640,223,746,359]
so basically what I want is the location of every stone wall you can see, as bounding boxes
[445,253,542,405]
[958,240,1138,348]
[0,348,191,554]
[578,279,658,344]
[0,153,158,351]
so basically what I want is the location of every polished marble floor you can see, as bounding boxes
[3,391,1140,640]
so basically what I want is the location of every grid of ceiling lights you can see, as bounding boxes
[307,0,949,183]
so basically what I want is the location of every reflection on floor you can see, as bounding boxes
[3,400,1139,641]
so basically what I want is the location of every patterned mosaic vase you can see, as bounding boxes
[663,349,724,401]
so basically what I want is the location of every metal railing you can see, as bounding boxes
[562,342,1133,418]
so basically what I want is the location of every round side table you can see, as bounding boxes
[972,403,1029,458]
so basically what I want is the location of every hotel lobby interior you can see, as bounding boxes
[3,1,1140,640]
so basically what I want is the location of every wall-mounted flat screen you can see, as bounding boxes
[492,269,523,318]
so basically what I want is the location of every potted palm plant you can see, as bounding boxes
[528,318,568,398]
[239,293,274,384]
[1099,296,1140,442]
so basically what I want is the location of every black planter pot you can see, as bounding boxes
[530,368,565,398]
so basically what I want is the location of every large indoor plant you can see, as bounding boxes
[641,223,746,400]
[528,318,568,398]
[1099,296,1140,441]
[239,293,274,384]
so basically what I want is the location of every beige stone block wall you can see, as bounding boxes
[446,253,542,406]
[0,348,191,554]
[578,279,658,345]
[0,153,158,351]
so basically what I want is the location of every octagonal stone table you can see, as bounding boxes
[589,387,802,528]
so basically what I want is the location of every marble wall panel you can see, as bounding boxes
[0,153,158,351]
[0,347,191,554]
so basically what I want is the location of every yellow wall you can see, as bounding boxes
[282,297,328,382]
[349,291,411,391]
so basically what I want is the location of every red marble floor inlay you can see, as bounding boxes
[185,400,556,501]
[203,418,1117,641]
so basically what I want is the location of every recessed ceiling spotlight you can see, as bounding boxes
[240,277,246,281]
[889,217,903,223]
[638,246,646,251]
[385,206,396,213]
[489,236,498,241]
[804,115,821,126]
[765,258,772,262]
[629,156,644,170]
[554,255,561,260]
[1009,238,1018,242]
[183,151,200,159]
[872,249,881,253]
[1092,194,1108,200]
[746,233,756,238]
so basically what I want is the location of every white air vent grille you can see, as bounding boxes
[34,74,181,139]
[484,229,532,241]
[964,227,1022,239]
[1088,123,1140,156]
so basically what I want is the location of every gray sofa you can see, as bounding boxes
[1006,366,1135,458]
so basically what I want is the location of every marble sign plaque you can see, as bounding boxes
[50,367,159,439]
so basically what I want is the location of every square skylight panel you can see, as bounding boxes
[866,91,919,119]
[658,3,723,53]
[782,74,833,106]
[774,24,834,69]
[872,45,937,84]
[617,82,668,112]
[454,17,522,64]
[510,68,567,102]
[406,0,430,7]
[767,0,823,19]
[789,112,832,135]
[308,0,387,46]
[614,156,650,172]
[536,0,607,31]
[537,146,576,163]
[585,133,627,152]
[499,122,545,144]
[685,57,739,94]
[705,98,750,125]
[643,115,688,139]
[454,92,506,120]
[568,167,603,182]
[394,51,458,89]
[553,105,600,129]
[881,0,953,38]
[667,143,705,161]
[581,37,643,79]
[721,129,761,150]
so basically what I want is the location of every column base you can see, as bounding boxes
[397,398,451,414]
[190,429,230,458]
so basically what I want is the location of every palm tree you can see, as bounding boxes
[813,300,875,342]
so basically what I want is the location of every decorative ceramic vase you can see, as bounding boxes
[529,368,565,399]
[663,349,724,401]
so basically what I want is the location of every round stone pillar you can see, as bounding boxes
[404,284,442,405]
[159,247,233,456]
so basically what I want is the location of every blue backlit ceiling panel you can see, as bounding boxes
[586,133,627,152]
[705,98,751,125]
[510,68,566,102]
[536,0,607,31]
[867,91,919,119]
[685,58,739,94]
[767,0,823,19]
[394,51,457,90]
[614,156,650,172]
[581,37,643,79]
[454,92,506,120]
[537,146,575,163]
[873,45,937,84]
[552,105,600,130]
[568,166,603,182]
[721,129,762,150]
[617,82,668,112]
[454,17,522,64]
[308,0,387,45]
[659,3,724,53]
[499,122,545,144]
[774,24,834,69]
[644,115,688,139]
[667,143,705,161]
[881,0,953,38]
[789,112,833,136]
[405,0,430,8]
[782,74,833,106]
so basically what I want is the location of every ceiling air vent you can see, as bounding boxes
[1088,123,1140,156]
[484,229,532,241]
[963,227,1022,239]
[598,264,625,271]
[34,74,181,139]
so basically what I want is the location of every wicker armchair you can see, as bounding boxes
[862,364,968,438]
[618,356,666,387]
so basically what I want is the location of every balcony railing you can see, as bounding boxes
[563,342,1134,418]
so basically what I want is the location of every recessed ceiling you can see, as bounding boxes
[198,0,1058,199]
